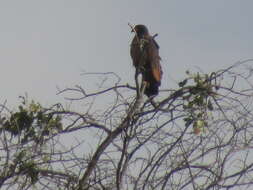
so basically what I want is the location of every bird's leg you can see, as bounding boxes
[135,68,141,98]
[140,80,147,96]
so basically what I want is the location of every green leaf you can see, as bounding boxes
[193,119,204,128]
[178,79,188,87]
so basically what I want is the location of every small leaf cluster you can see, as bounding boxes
[12,150,39,184]
[19,160,39,184]
[179,72,217,134]
[1,98,63,143]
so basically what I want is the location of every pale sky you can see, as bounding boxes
[1,0,252,107]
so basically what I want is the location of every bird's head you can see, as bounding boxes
[132,24,149,37]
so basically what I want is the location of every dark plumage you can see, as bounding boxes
[130,24,162,97]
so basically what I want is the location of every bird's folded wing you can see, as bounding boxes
[147,37,162,82]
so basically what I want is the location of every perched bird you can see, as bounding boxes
[130,24,162,97]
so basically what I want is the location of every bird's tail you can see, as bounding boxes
[144,79,160,97]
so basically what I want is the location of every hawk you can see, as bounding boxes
[130,24,162,97]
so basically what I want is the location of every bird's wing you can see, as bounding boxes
[147,37,162,82]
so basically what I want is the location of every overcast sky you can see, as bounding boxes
[1,0,252,107]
